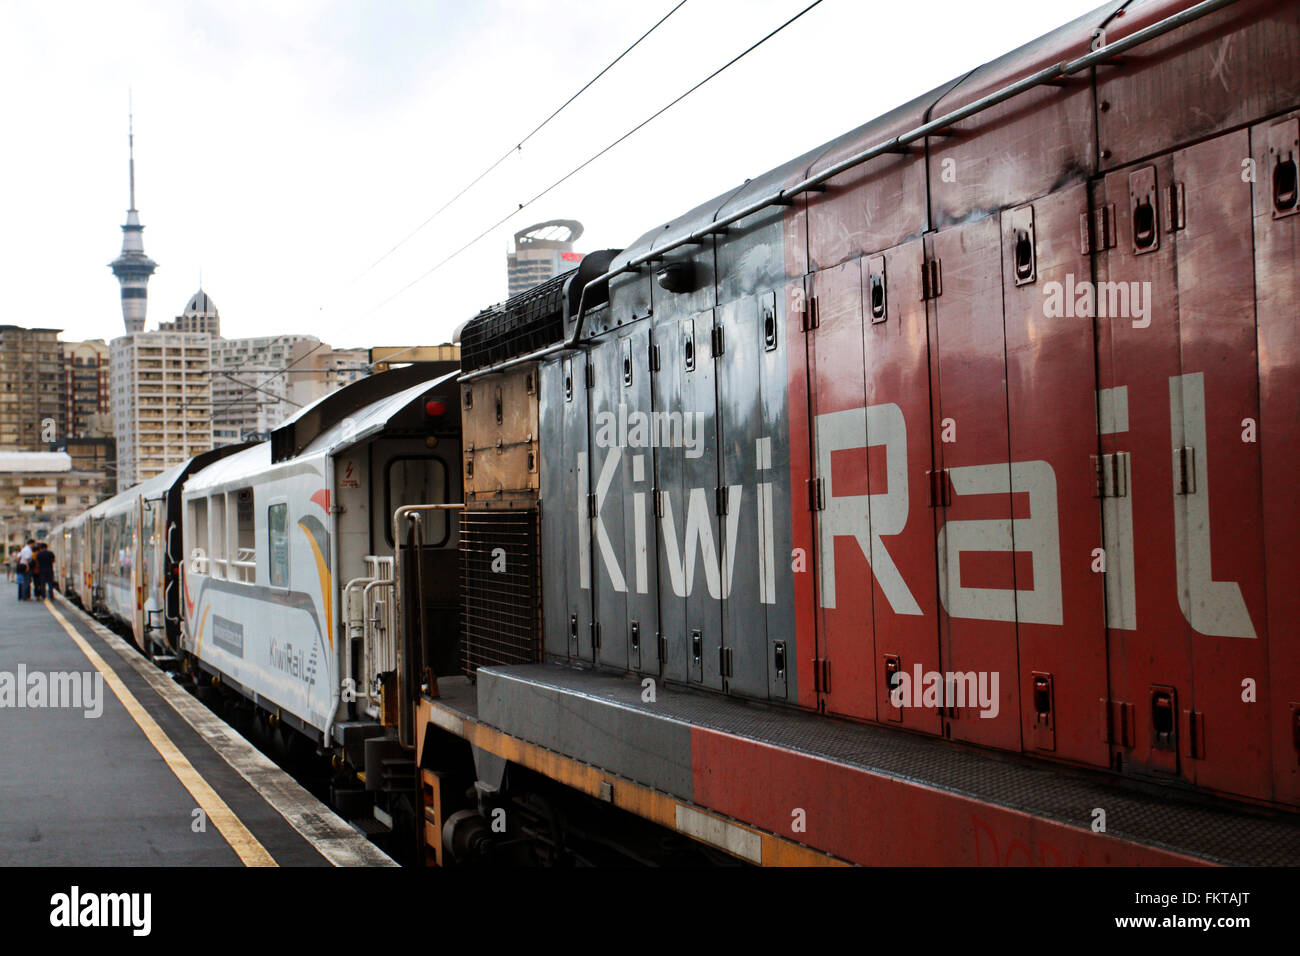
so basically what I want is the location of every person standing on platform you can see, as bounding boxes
[16,539,34,601]
[35,542,55,601]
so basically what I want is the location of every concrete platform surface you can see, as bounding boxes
[0,588,394,867]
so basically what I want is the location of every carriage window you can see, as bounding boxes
[268,503,288,588]
[189,498,208,572]
[210,493,227,579]
[384,457,448,547]
[233,488,256,584]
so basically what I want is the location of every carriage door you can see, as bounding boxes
[929,217,1021,752]
[806,259,876,720]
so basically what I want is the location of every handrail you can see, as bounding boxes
[392,503,464,746]
[457,0,1240,384]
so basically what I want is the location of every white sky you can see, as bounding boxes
[0,0,1104,350]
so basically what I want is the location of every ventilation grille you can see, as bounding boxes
[459,508,541,675]
[460,269,574,371]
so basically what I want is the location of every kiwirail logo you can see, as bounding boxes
[594,404,707,459]
[0,665,102,718]
[1042,274,1152,328]
[50,886,151,936]
[888,665,1000,718]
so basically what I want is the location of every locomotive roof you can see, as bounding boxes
[614,0,1129,270]
[270,363,458,464]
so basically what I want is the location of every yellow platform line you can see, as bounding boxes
[45,601,277,867]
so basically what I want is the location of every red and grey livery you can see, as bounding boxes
[418,0,1300,865]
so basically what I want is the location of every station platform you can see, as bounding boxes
[0,588,394,867]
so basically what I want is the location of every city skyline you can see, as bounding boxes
[0,0,1101,351]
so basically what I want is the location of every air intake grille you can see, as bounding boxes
[460,269,574,371]
[459,508,541,674]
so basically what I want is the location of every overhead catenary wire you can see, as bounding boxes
[357,0,691,280]
[362,0,828,319]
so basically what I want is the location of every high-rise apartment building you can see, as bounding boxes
[110,331,212,491]
[287,340,370,410]
[0,326,65,450]
[211,332,317,442]
[63,339,111,438]
[506,220,585,297]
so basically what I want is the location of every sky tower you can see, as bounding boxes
[109,108,157,333]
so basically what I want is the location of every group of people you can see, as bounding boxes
[9,539,56,601]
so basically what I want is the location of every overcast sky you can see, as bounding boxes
[0,0,1104,350]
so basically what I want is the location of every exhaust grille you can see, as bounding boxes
[459,508,541,675]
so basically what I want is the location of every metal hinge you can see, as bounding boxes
[711,326,725,357]
[926,468,951,507]
[653,488,663,517]
[719,646,733,678]
[650,342,660,372]
[715,486,729,516]
[590,621,601,649]
[587,493,598,518]
[801,295,820,331]
[1174,446,1196,495]
[807,476,824,511]
[585,364,595,389]
[1164,182,1186,234]
[1099,698,1136,747]
[1183,708,1205,759]
[1080,202,1117,254]
[813,657,831,694]
[921,258,943,300]
[1091,452,1129,498]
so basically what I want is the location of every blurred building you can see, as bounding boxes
[0,451,105,552]
[0,326,65,450]
[506,220,584,297]
[287,341,370,410]
[110,330,212,491]
[158,289,221,337]
[52,437,116,504]
[63,339,112,438]
[210,332,317,443]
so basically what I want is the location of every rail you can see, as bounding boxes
[458,0,1241,383]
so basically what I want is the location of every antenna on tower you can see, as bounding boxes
[128,89,136,211]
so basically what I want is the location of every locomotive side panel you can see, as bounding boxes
[538,353,591,662]
[1253,109,1300,806]
[806,258,877,720]
[1172,129,1271,801]
[1000,184,1110,768]
[862,238,942,733]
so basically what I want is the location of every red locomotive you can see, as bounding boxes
[420,0,1300,865]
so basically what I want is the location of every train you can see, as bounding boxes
[55,0,1300,866]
